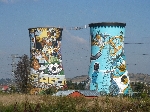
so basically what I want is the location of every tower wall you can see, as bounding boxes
[88,22,131,95]
[28,27,65,89]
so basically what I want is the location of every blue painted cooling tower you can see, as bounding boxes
[88,22,131,95]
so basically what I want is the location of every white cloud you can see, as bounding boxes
[0,0,18,3]
[0,50,8,56]
[0,0,8,3]
[63,29,87,44]
[72,35,87,44]
[0,0,39,3]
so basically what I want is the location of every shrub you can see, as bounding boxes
[0,94,150,111]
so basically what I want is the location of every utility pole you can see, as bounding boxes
[11,54,21,76]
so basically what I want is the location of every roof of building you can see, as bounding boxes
[78,90,100,96]
[53,90,75,96]
[2,85,9,91]
[53,90,100,97]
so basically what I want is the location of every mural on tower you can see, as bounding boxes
[88,22,132,95]
[28,27,66,89]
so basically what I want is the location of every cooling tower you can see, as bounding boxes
[88,22,131,95]
[28,27,66,89]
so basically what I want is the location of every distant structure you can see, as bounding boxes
[11,54,21,76]
[53,90,100,98]
[88,22,132,95]
[28,27,66,90]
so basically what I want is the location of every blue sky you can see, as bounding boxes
[0,0,150,78]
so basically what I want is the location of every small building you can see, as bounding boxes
[53,90,100,98]
[1,85,9,92]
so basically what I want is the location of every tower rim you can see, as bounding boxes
[28,27,63,30]
[89,22,126,27]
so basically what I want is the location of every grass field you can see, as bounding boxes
[0,93,150,112]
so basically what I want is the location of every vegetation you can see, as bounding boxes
[0,80,149,111]
[44,86,57,95]
[0,93,150,112]
[2,53,150,111]
[65,80,86,90]
[13,54,33,94]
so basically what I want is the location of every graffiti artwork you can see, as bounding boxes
[28,27,66,89]
[88,22,132,95]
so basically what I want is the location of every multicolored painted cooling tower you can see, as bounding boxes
[88,22,131,95]
[28,27,66,89]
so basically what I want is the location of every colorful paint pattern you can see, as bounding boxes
[28,27,66,89]
[88,22,132,95]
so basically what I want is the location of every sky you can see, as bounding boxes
[0,0,150,79]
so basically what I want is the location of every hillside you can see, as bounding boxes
[0,73,150,85]
[66,73,150,84]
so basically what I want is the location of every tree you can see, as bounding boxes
[65,81,86,90]
[134,82,145,92]
[78,82,86,90]
[44,86,57,95]
[13,54,32,94]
